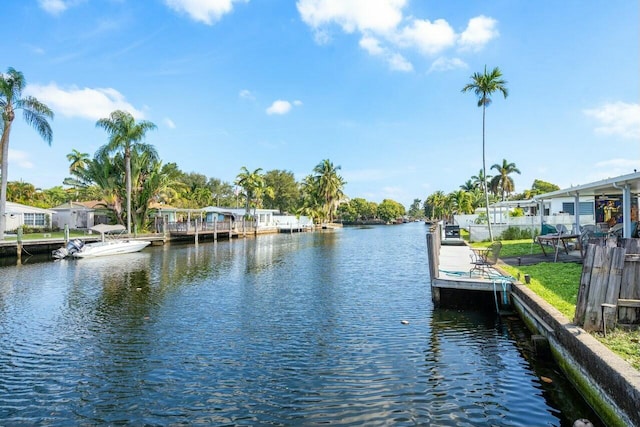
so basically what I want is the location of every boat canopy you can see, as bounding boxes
[90,224,126,234]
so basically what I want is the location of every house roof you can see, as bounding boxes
[51,201,95,210]
[5,201,56,214]
[534,171,640,200]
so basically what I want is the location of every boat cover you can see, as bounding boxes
[90,224,126,234]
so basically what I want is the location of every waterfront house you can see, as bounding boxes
[51,202,95,230]
[456,172,640,242]
[4,201,55,232]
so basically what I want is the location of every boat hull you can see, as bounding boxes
[72,240,151,258]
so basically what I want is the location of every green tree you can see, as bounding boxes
[41,186,69,207]
[531,179,560,195]
[462,65,508,241]
[263,169,300,213]
[0,68,53,239]
[490,159,521,201]
[471,169,492,194]
[448,190,474,215]
[424,190,447,219]
[337,197,378,223]
[235,167,273,217]
[312,159,346,223]
[179,172,213,208]
[6,180,36,203]
[377,199,405,223]
[96,110,157,234]
[408,198,422,218]
[460,180,475,191]
[298,174,325,223]
[81,151,125,223]
[64,149,91,201]
[208,177,235,207]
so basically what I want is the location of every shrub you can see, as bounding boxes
[500,226,534,241]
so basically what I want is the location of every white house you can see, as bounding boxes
[51,202,95,230]
[458,172,640,242]
[3,201,55,232]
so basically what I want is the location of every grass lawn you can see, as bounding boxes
[474,238,640,370]
[3,231,89,241]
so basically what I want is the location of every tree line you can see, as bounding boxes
[2,64,555,239]
[1,67,410,237]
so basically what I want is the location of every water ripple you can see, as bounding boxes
[0,224,600,426]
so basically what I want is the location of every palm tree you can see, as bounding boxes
[312,159,346,223]
[65,149,90,201]
[470,169,492,193]
[460,180,475,192]
[96,110,156,234]
[490,159,521,201]
[67,149,90,174]
[425,190,447,220]
[235,167,266,218]
[0,68,53,240]
[462,66,508,241]
[448,190,474,215]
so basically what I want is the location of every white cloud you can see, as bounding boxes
[38,0,69,15]
[164,118,176,129]
[297,0,405,34]
[239,89,255,100]
[266,100,292,115]
[584,102,640,139]
[458,15,499,51]
[359,36,384,55]
[359,36,413,72]
[297,0,497,72]
[428,57,467,73]
[38,0,84,15]
[165,0,246,25]
[293,100,303,106]
[25,83,145,120]
[388,53,413,72]
[395,18,456,55]
[8,149,34,169]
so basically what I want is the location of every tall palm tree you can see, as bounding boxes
[425,190,447,220]
[67,149,90,174]
[96,110,156,234]
[235,167,266,217]
[312,159,346,223]
[490,159,521,201]
[462,66,508,241]
[65,149,90,201]
[0,68,53,240]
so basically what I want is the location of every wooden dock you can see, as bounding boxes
[426,225,513,308]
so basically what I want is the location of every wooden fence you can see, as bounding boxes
[575,238,640,332]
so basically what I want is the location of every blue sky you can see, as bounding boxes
[2,0,638,207]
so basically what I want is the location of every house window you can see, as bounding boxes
[24,213,46,227]
[562,202,575,215]
[561,202,594,216]
[579,202,594,216]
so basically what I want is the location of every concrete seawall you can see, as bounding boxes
[509,275,640,427]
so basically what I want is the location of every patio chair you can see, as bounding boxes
[470,241,502,277]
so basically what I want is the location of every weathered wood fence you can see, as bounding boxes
[575,238,640,332]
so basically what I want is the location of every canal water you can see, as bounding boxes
[0,223,600,426]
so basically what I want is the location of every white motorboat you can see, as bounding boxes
[52,224,151,259]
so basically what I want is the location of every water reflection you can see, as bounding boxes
[0,224,601,426]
